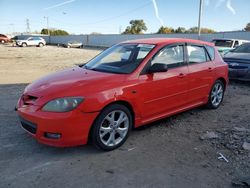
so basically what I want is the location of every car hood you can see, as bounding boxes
[24,66,126,99]
[223,52,250,61]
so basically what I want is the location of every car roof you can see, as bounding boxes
[122,38,214,46]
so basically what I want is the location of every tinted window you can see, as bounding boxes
[232,43,250,53]
[212,40,233,47]
[233,41,239,48]
[187,45,207,64]
[205,45,215,60]
[151,45,184,68]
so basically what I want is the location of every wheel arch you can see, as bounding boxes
[216,77,227,90]
[87,100,135,143]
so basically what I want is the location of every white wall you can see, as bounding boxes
[18,31,250,47]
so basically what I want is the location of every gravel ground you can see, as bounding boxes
[0,44,250,188]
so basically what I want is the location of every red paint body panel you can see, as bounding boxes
[16,38,228,147]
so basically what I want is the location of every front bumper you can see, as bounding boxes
[17,104,99,147]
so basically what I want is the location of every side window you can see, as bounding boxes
[233,41,239,48]
[205,45,215,60]
[151,45,184,69]
[187,45,207,64]
[28,37,33,41]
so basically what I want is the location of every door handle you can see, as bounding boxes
[208,67,213,72]
[178,73,186,78]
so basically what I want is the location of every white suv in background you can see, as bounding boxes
[16,37,46,47]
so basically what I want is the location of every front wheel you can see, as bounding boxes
[91,104,132,151]
[207,80,225,109]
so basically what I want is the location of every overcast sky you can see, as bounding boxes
[0,0,250,34]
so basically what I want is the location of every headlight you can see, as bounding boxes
[42,97,84,112]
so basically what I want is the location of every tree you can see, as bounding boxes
[41,28,49,35]
[245,22,250,31]
[41,28,69,36]
[187,27,215,33]
[175,27,186,33]
[156,26,174,34]
[122,20,147,34]
[90,32,102,35]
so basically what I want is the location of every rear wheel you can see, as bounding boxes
[22,43,27,47]
[38,43,44,47]
[207,80,225,109]
[91,104,132,151]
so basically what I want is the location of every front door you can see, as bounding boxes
[138,44,189,121]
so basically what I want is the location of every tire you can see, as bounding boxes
[207,80,225,109]
[22,43,27,47]
[38,43,44,47]
[91,104,132,151]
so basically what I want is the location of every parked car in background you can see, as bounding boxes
[16,37,46,47]
[63,40,83,48]
[212,38,249,56]
[0,34,10,44]
[16,38,228,151]
[223,42,250,81]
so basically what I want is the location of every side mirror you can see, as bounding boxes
[148,63,168,74]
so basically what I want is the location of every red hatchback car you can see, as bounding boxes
[16,38,228,150]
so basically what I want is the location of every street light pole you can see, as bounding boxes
[44,16,50,36]
[198,0,203,39]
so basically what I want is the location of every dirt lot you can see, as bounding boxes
[0,44,250,188]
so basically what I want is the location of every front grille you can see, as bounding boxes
[19,117,37,134]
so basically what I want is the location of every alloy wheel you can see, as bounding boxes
[211,82,224,107]
[99,110,129,147]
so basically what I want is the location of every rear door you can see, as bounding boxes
[138,44,189,120]
[186,44,215,104]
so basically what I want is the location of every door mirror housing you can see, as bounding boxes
[148,63,168,74]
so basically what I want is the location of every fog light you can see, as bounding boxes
[44,132,61,139]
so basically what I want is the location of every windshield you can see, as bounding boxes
[232,43,250,53]
[85,43,155,74]
[212,40,233,47]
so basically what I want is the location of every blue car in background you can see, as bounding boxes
[223,43,250,81]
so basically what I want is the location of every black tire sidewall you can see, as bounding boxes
[91,104,132,151]
[208,80,225,109]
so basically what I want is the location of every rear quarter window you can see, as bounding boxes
[205,45,215,60]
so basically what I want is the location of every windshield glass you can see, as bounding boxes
[232,43,250,53]
[85,43,155,74]
[212,40,233,47]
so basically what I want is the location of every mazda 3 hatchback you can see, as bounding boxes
[16,38,228,150]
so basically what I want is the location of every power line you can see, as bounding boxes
[50,1,151,26]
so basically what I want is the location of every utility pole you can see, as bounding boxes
[10,24,15,34]
[198,0,203,39]
[44,16,50,35]
[26,18,30,33]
